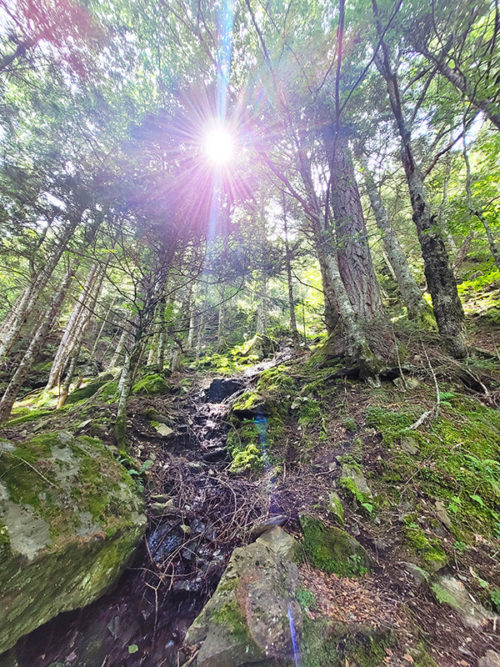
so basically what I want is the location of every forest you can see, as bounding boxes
[0,0,499,665]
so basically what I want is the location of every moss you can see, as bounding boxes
[299,515,373,577]
[5,409,53,426]
[211,598,250,642]
[328,492,345,526]
[430,583,460,607]
[0,428,145,654]
[99,380,118,402]
[301,616,391,667]
[343,416,357,432]
[132,373,169,396]
[231,390,276,417]
[66,378,111,404]
[230,444,264,473]
[410,643,439,667]
[298,398,321,427]
[368,394,500,542]
[0,432,140,542]
[257,365,296,393]
[402,516,448,570]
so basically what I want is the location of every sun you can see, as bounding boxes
[202,125,234,166]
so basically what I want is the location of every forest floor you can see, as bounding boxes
[1,319,500,666]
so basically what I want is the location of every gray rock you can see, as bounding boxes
[152,422,174,437]
[403,562,430,587]
[184,527,301,666]
[435,500,452,530]
[328,491,345,526]
[479,650,500,667]
[340,464,372,498]
[0,432,146,654]
[431,575,499,628]
[401,435,418,455]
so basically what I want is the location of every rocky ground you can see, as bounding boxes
[0,331,499,666]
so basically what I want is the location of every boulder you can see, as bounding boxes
[479,650,500,667]
[184,526,301,666]
[206,378,245,403]
[132,373,170,395]
[234,334,278,361]
[0,431,146,654]
[299,514,374,576]
[431,575,499,628]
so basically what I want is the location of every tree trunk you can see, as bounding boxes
[217,283,226,348]
[0,216,80,363]
[360,159,427,320]
[373,5,466,356]
[187,283,197,350]
[296,146,380,369]
[463,134,500,271]
[421,48,500,131]
[57,340,83,409]
[109,326,129,368]
[46,262,101,389]
[115,337,140,449]
[0,263,74,421]
[255,274,268,334]
[328,133,384,320]
[283,193,301,348]
[91,297,116,357]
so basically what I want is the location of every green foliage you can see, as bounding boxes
[490,589,500,612]
[296,586,317,612]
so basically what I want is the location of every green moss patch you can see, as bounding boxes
[366,397,500,541]
[299,515,373,577]
[301,616,391,667]
[132,373,170,396]
[66,375,113,404]
[0,430,146,654]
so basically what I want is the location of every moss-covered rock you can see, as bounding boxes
[132,373,170,395]
[431,575,498,628]
[299,515,374,577]
[232,333,278,361]
[366,396,500,542]
[0,431,146,654]
[301,616,392,667]
[231,390,272,417]
[328,492,345,526]
[184,527,301,666]
[65,374,114,404]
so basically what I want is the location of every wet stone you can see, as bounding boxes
[206,378,245,403]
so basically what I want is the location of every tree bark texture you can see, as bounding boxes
[329,134,384,321]
[283,194,301,348]
[46,262,101,389]
[372,7,466,356]
[0,216,80,363]
[0,263,75,421]
[361,161,427,320]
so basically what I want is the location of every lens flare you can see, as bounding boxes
[203,126,234,166]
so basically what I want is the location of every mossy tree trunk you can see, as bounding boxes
[0,215,80,364]
[0,263,75,421]
[373,1,466,357]
[328,133,384,322]
[359,157,428,321]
